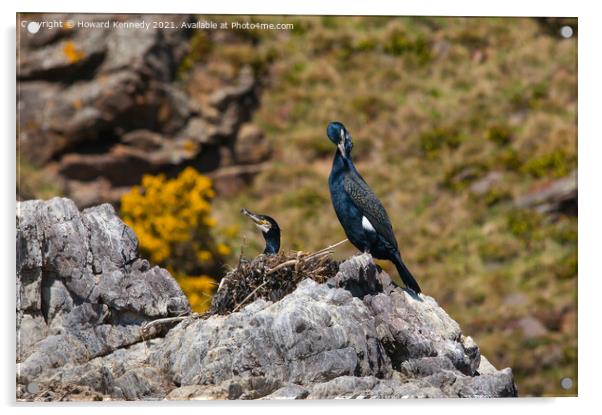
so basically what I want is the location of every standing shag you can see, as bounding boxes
[326,121,422,293]
[241,208,281,255]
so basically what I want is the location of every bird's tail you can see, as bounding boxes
[392,254,422,294]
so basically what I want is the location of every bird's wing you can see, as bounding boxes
[343,172,399,250]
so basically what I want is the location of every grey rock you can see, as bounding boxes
[18,29,107,81]
[264,384,310,400]
[234,123,272,165]
[470,171,503,195]
[149,278,391,387]
[306,375,446,399]
[329,254,480,376]
[179,117,220,145]
[516,316,548,339]
[17,15,266,207]
[515,169,577,216]
[17,198,517,400]
[16,198,190,385]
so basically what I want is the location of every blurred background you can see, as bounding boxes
[17,14,577,397]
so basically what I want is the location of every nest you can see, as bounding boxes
[209,240,346,315]
[138,240,347,333]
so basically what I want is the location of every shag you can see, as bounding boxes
[241,208,281,255]
[326,121,422,293]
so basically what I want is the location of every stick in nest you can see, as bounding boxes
[266,239,348,275]
[227,239,348,312]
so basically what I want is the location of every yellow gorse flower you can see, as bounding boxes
[120,167,232,312]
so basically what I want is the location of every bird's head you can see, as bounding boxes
[241,208,281,254]
[327,121,353,159]
[241,208,280,235]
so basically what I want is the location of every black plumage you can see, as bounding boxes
[326,121,422,293]
[241,208,281,255]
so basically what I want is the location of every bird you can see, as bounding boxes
[240,208,281,255]
[326,121,422,293]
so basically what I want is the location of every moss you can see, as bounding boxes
[483,187,512,206]
[176,31,212,79]
[496,148,522,170]
[443,162,488,191]
[522,149,574,178]
[351,95,389,119]
[507,209,544,240]
[478,237,520,262]
[354,35,378,52]
[486,124,513,146]
[383,28,432,64]
[555,252,577,280]
[551,222,578,245]
[454,27,489,49]
[17,159,61,201]
[419,126,464,157]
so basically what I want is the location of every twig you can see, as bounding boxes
[232,280,268,312]
[141,313,198,333]
[266,259,298,275]
[265,239,348,275]
[294,250,302,275]
[238,235,247,268]
[304,239,348,260]
[228,239,348,313]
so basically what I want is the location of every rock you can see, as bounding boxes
[16,198,190,383]
[209,163,267,197]
[208,66,256,111]
[263,384,310,400]
[17,14,267,207]
[17,14,191,164]
[16,198,517,400]
[516,316,548,339]
[328,255,481,376]
[515,170,577,216]
[120,130,164,151]
[65,179,130,209]
[178,117,220,145]
[470,171,503,196]
[234,123,272,165]
[18,29,107,81]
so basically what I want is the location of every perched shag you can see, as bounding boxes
[326,121,422,293]
[241,208,281,255]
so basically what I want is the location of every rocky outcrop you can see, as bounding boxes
[16,198,190,384]
[16,198,517,400]
[17,14,271,207]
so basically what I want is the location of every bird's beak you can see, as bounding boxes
[241,208,271,233]
[241,208,262,225]
[338,129,347,158]
[337,141,346,158]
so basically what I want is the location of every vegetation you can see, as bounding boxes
[185,16,576,396]
[120,167,233,312]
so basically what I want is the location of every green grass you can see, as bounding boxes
[185,16,578,397]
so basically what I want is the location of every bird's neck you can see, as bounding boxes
[331,149,352,175]
[263,230,280,255]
